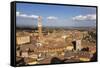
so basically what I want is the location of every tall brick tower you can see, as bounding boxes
[38,16,42,40]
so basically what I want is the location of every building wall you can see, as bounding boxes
[76,40,82,51]
[16,36,30,45]
[21,52,28,57]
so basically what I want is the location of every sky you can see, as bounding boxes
[16,3,96,27]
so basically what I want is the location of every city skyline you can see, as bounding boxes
[15,2,97,66]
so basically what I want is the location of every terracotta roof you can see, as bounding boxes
[20,44,36,52]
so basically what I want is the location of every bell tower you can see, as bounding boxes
[38,16,43,40]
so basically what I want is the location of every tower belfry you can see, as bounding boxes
[38,16,43,39]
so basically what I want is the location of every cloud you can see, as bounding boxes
[72,14,96,21]
[16,11,39,19]
[16,11,20,16]
[47,16,58,20]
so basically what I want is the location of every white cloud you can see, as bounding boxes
[16,11,39,19]
[72,14,96,21]
[19,14,27,17]
[47,16,58,20]
[16,11,20,16]
[29,15,39,18]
